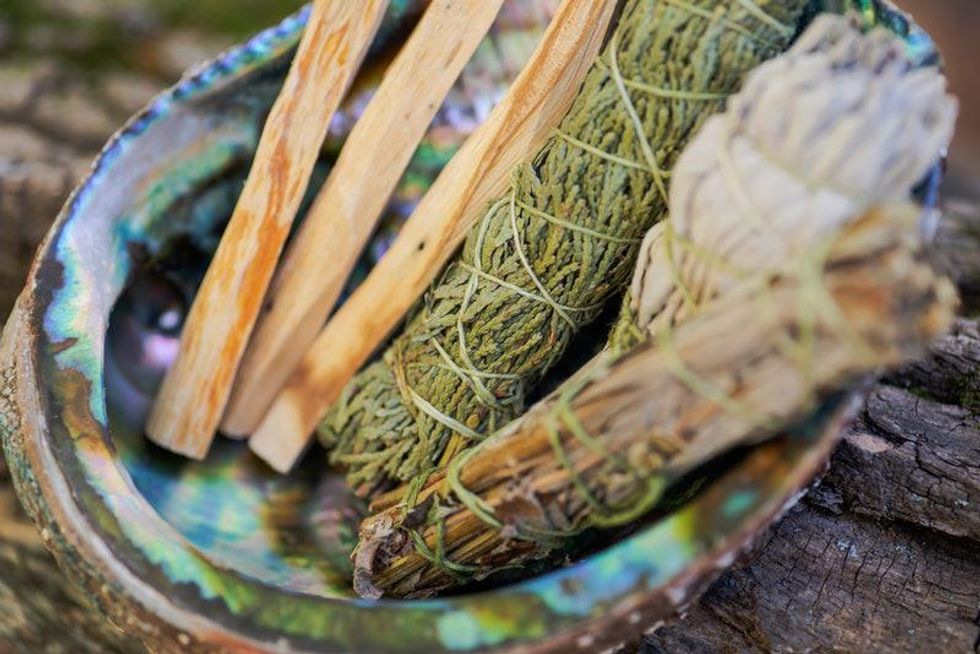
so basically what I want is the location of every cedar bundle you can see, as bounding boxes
[318,0,811,493]
[350,15,959,598]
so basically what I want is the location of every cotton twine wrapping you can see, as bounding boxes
[319,0,811,493]
[351,14,958,598]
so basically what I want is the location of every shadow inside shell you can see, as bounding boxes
[104,256,366,598]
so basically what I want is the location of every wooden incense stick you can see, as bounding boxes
[250,0,622,472]
[220,0,507,437]
[146,0,389,458]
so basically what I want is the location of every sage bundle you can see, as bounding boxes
[354,203,957,598]
[319,0,811,493]
[612,13,958,350]
[350,16,959,598]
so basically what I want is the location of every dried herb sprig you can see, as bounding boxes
[319,0,811,494]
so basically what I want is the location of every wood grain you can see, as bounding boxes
[146,0,390,459]
[221,0,506,437]
[249,0,622,473]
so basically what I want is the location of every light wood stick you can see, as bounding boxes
[250,0,621,472]
[146,0,390,459]
[220,0,507,437]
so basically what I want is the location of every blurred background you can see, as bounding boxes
[0,0,304,73]
[901,0,980,197]
[0,1,976,170]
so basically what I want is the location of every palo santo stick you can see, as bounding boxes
[250,0,621,472]
[220,0,508,437]
[353,204,958,598]
[146,0,389,458]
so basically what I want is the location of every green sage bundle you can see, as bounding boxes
[319,0,810,493]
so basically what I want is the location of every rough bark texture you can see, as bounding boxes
[1,50,979,654]
[640,319,980,654]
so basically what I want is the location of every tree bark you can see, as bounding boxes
[642,319,980,654]
[1,58,978,654]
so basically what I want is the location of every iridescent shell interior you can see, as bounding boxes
[1,1,939,652]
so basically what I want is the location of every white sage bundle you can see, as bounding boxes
[626,13,958,340]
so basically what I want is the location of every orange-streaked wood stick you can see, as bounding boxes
[220,0,507,438]
[146,0,390,459]
[250,0,621,472]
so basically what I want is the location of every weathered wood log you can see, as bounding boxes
[1,52,978,654]
[0,58,160,654]
[641,319,980,653]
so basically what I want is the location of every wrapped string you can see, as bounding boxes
[319,0,811,495]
